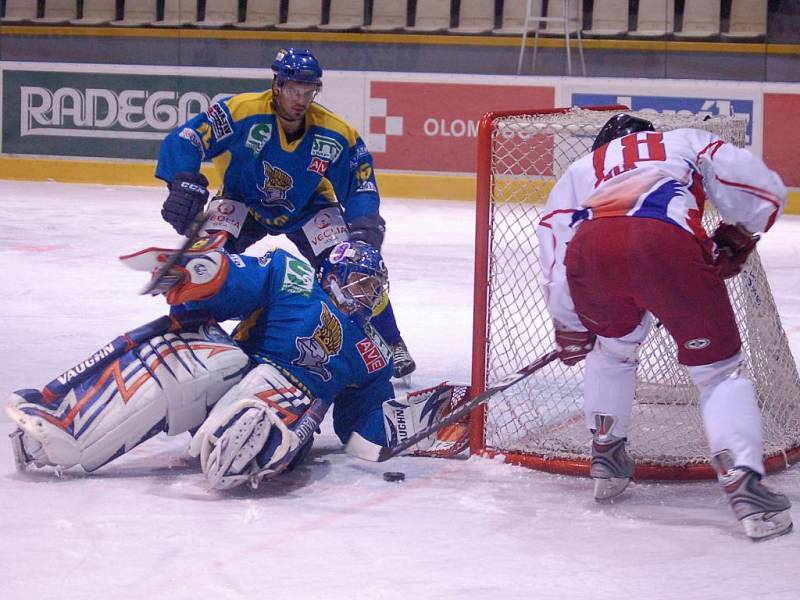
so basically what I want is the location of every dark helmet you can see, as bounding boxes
[592,113,656,151]
[319,241,389,326]
[271,48,323,87]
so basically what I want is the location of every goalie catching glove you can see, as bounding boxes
[189,363,330,490]
[711,222,759,279]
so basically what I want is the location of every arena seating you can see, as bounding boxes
[0,1,781,42]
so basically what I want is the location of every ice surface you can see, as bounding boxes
[1,181,799,600]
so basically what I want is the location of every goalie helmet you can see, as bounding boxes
[592,113,655,151]
[319,241,389,326]
[271,48,323,87]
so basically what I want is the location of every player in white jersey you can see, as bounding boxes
[537,113,792,541]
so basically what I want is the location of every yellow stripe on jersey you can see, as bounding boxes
[212,151,233,193]
[306,103,361,147]
[315,176,338,204]
[225,90,273,121]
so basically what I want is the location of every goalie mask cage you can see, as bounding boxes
[471,106,800,480]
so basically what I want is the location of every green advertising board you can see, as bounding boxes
[2,65,266,160]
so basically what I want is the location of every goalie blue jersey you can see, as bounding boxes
[156,91,381,234]
[178,248,394,444]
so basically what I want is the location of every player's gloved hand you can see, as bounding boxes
[712,223,759,279]
[162,172,210,235]
[554,322,595,365]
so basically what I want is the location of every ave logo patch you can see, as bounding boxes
[356,337,388,373]
[307,156,330,176]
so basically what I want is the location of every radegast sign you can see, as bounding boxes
[2,68,265,159]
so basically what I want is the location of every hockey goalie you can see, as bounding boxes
[5,236,469,490]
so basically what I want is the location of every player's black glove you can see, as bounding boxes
[347,214,386,249]
[554,322,596,366]
[711,223,759,279]
[162,172,210,235]
[223,215,270,254]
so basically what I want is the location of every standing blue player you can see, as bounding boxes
[5,240,453,489]
[155,47,416,381]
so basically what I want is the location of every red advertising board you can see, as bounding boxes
[763,93,800,187]
[369,81,555,172]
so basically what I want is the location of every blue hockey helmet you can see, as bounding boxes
[319,241,389,325]
[271,48,323,87]
[591,113,655,151]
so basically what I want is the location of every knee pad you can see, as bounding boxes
[189,362,325,489]
[6,322,248,472]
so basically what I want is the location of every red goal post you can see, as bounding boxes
[470,105,800,480]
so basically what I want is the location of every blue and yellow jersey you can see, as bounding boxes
[156,91,381,235]
[179,248,394,445]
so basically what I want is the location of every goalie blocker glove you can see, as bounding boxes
[711,222,759,279]
[162,172,210,235]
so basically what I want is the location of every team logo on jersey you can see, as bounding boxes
[311,135,344,162]
[356,337,388,373]
[307,157,330,176]
[178,128,205,158]
[246,123,273,156]
[206,103,233,141]
[282,258,315,296]
[684,338,711,350]
[256,161,295,211]
[293,303,343,381]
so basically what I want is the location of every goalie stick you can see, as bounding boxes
[139,209,214,296]
[348,350,559,462]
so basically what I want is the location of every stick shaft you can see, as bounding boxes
[378,350,559,461]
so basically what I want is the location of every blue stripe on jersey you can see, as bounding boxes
[632,180,682,228]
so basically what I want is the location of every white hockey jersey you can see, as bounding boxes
[537,127,787,331]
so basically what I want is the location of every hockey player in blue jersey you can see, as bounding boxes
[6,239,430,490]
[155,47,416,380]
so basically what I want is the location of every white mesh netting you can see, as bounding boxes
[476,108,800,478]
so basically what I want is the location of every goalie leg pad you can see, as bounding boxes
[382,383,470,455]
[6,322,248,472]
[190,362,322,490]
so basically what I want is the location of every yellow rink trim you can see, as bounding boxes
[1,156,798,214]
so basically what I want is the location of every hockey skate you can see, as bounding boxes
[590,415,635,501]
[712,451,793,541]
[391,337,416,381]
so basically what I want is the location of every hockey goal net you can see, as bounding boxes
[471,106,800,480]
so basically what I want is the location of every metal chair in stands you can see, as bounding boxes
[195,0,240,28]
[151,0,198,28]
[517,0,586,76]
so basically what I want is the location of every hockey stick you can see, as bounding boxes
[351,350,560,462]
[139,210,212,296]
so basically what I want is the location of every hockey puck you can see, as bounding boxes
[383,471,406,482]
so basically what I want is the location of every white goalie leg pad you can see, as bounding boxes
[583,314,651,437]
[382,385,455,453]
[189,363,309,490]
[688,351,765,475]
[6,323,248,472]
